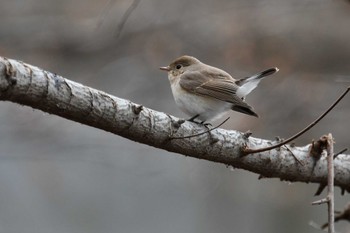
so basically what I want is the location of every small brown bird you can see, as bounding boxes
[160,55,278,123]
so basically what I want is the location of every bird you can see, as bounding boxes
[160,55,278,124]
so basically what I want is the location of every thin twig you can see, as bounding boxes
[170,117,230,140]
[115,0,141,39]
[334,148,347,159]
[312,197,329,205]
[242,86,350,155]
[284,145,304,165]
[326,133,335,233]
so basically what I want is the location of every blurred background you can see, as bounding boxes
[0,0,350,232]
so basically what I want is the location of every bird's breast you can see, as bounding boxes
[169,77,231,121]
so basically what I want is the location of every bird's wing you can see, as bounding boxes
[179,71,258,116]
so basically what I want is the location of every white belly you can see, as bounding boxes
[170,80,231,122]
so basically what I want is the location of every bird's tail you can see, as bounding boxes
[236,67,279,98]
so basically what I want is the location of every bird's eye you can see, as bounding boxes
[175,64,182,70]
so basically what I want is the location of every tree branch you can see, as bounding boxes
[311,134,335,233]
[1,56,350,192]
[243,87,350,155]
[326,134,335,233]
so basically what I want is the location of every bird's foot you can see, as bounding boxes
[187,114,200,122]
[187,114,213,129]
[200,121,212,128]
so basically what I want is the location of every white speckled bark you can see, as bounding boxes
[0,56,349,192]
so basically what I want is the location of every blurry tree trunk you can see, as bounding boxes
[0,56,349,193]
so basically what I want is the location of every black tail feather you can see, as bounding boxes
[231,105,259,118]
[257,67,279,79]
[236,67,279,86]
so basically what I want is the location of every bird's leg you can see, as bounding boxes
[200,121,212,127]
[188,114,213,127]
[195,120,216,142]
[187,114,200,122]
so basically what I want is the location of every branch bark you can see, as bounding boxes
[0,56,350,192]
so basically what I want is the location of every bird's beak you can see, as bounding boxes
[160,66,170,71]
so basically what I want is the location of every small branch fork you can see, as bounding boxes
[311,133,335,233]
[242,86,350,155]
